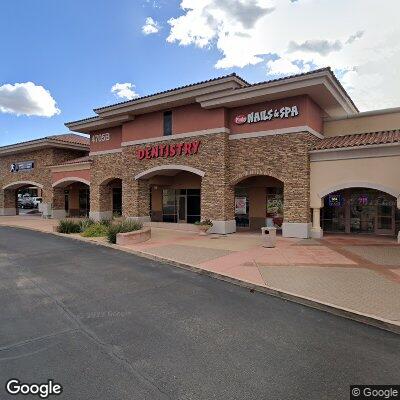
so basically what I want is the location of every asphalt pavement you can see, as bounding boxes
[0,226,399,399]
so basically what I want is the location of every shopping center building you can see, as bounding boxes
[1,67,399,239]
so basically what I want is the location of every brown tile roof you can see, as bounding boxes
[48,133,90,146]
[67,67,357,126]
[93,73,249,113]
[313,130,400,151]
[244,67,358,112]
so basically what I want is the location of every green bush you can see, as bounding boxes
[78,218,95,232]
[57,219,82,234]
[81,223,109,238]
[107,220,143,244]
[99,219,112,227]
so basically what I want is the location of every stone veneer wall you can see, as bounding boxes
[89,152,124,214]
[0,148,87,213]
[121,131,231,221]
[228,132,319,223]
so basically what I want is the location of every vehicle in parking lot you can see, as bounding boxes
[32,197,42,208]
[18,197,35,209]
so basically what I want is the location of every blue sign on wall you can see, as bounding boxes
[328,194,343,207]
[10,161,34,173]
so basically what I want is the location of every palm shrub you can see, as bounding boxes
[57,219,82,234]
[107,220,143,244]
[81,222,109,237]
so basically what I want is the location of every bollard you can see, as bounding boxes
[261,226,277,248]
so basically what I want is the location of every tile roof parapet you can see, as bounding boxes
[312,130,400,151]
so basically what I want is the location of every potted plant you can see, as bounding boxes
[195,219,213,235]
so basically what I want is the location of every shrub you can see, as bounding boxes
[57,219,82,234]
[81,223,109,238]
[107,220,143,244]
[78,218,95,232]
[99,219,112,227]
[195,219,213,227]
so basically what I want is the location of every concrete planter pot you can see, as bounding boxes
[116,227,151,245]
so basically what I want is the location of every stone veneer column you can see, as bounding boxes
[281,183,312,239]
[310,208,323,238]
[122,178,150,223]
[89,184,113,221]
[201,133,236,234]
[0,189,17,215]
[40,185,54,218]
[51,187,66,219]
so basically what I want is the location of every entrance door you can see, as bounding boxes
[64,192,69,215]
[376,197,395,235]
[178,195,186,223]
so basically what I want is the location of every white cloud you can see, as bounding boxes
[111,82,140,100]
[166,0,400,110]
[142,17,160,35]
[0,82,60,117]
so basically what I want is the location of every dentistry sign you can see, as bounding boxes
[136,140,201,160]
[235,105,299,125]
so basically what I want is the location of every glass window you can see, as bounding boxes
[266,187,284,228]
[322,193,346,232]
[163,111,172,136]
[234,187,249,228]
[79,188,90,217]
[162,189,177,222]
[112,188,122,216]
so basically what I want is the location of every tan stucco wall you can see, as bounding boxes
[310,155,400,208]
[324,109,400,137]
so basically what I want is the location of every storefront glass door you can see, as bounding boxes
[178,195,186,222]
[376,196,395,235]
[162,189,200,224]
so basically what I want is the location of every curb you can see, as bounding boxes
[1,223,399,335]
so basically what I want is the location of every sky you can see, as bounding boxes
[1,0,400,146]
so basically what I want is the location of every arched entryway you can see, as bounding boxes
[233,175,284,231]
[134,165,204,225]
[1,181,44,216]
[321,187,399,236]
[52,178,90,218]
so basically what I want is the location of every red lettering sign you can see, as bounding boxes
[136,141,201,160]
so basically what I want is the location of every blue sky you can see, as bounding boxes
[0,0,266,145]
[1,0,399,145]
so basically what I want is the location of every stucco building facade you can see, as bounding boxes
[1,68,399,239]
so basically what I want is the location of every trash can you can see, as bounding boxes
[261,227,277,248]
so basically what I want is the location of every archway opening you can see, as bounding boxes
[2,182,44,216]
[322,188,399,236]
[141,170,202,224]
[234,175,284,231]
[52,179,90,218]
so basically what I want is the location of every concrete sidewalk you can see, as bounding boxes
[123,229,400,325]
[1,215,399,331]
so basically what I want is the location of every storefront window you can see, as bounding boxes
[350,190,375,233]
[162,189,200,224]
[112,188,122,216]
[234,188,249,228]
[322,193,346,232]
[162,189,177,223]
[79,188,90,217]
[322,188,396,235]
[266,187,283,228]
